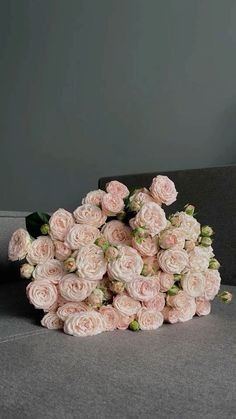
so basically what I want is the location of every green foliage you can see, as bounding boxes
[25,212,50,238]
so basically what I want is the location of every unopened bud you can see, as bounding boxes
[200,236,212,247]
[167,284,179,296]
[110,280,125,294]
[174,274,182,281]
[40,223,50,235]
[116,211,126,221]
[20,263,34,279]
[184,240,195,252]
[217,291,232,303]
[64,257,76,272]
[184,204,195,216]
[201,225,214,237]
[209,258,220,270]
[105,246,119,260]
[87,288,104,307]
[129,320,140,331]
[95,236,110,252]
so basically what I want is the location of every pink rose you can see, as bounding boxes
[129,188,154,212]
[195,297,211,316]
[101,193,124,216]
[82,189,106,206]
[73,204,107,228]
[99,305,120,331]
[137,307,164,330]
[159,228,185,250]
[134,202,167,237]
[181,271,206,298]
[188,246,210,272]
[27,236,54,265]
[171,212,200,241]
[113,294,141,316]
[106,180,129,199]
[57,302,89,321]
[41,312,63,329]
[132,235,159,257]
[177,298,196,322]
[143,292,166,311]
[107,245,143,282]
[87,288,104,307]
[66,224,100,250]
[64,311,105,337]
[158,249,188,274]
[127,276,160,301]
[33,259,64,284]
[149,175,177,206]
[26,279,58,311]
[49,208,74,241]
[76,244,107,280]
[54,240,72,261]
[59,274,97,302]
[204,269,221,300]
[142,256,160,276]
[162,306,179,324]
[157,271,175,292]
[167,290,192,310]
[117,312,135,330]
[8,228,31,261]
[102,220,132,246]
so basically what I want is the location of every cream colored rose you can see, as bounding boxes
[64,311,105,337]
[27,236,54,265]
[204,269,221,300]
[143,292,166,311]
[134,202,167,237]
[99,305,120,331]
[159,228,185,250]
[102,220,132,246]
[142,256,159,276]
[54,240,72,261]
[181,271,206,297]
[127,276,160,301]
[113,294,141,316]
[162,306,179,324]
[33,259,64,284]
[57,302,89,321]
[66,224,100,250]
[76,244,107,280]
[107,245,143,283]
[20,263,34,279]
[172,212,200,241]
[49,208,74,241]
[137,307,164,330]
[8,228,31,261]
[82,189,106,206]
[188,246,210,272]
[59,274,97,302]
[87,288,104,307]
[167,290,192,310]
[157,271,175,292]
[106,180,129,199]
[195,297,211,316]
[132,235,159,257]
[109,280,125,294]
[177,298,196,322]
[101,193,124,216]
[129,188,154,212]
[158,248,188,274]
[63,257,77,273]
[26,279,58,310]
[149,175,177,206]
[41,312,63,329]
[73,204,107,228]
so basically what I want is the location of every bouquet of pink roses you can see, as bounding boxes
[8,176,232,337]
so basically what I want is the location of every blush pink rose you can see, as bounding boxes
[101,193,125,216]
[59,274,97,302]
[142,256,160,276]
[137,308,164,330]
[8,228,31,261]
[149,175,177,206]
[117,312,135,330]
[106,180,129,199]
[27,236,54,265]
[177,298,196,322]
[181,271,206,298]
[87,288,104,307]
[73,204,107,228]
[162,306,179,324]
[66,224,100,250]
[57,302,89,321]
[102,220,132,246]
[76,244,107,280]
[129,188,154,212]
[26,279,58,311]
[41,312,63,329]
[113,294,141,316]
[195,297,211,316]
[82,189,106,206]
[105,246,119,261]
[99,305,120,331]
[33,259,64,284]
[132,235,159,257]
[64,311,105,337]
[171,212,200,241]
[158,248,188,274]
[54,240,72,261]
[204,269,221,300]
[188,246,210,272]
[143,292,166,311]
[167,290,192,310]
[49,208,74,241]
[107,245,143,283]
[159,228,185,250]
[134,202,167,237]
[157,271,175,292]
[127,276,160,301]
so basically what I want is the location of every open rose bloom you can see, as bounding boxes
[8,176,232,337]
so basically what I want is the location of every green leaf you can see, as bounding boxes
[25,212,51,238]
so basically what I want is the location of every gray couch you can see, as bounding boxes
[0,167,235,419]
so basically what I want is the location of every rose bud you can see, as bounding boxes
[40,223,50,235]
[20,263,34,279]
[129,320,140,331]
[87,288,104,307]
[217,291,232,303]
[201,225,214,237]
[116,211,126,221]
[105,246,119,260]
[64,257,76,273]
[95,236,110,252]
[167,284,179,296]
[133,227,147,239]
[200,236,212,247]
[184,240,195,252]
[110,280,125,294]
[209,258,221,270]
[184,204,195,216]
[174,274,182,281]
[169,214,181,227]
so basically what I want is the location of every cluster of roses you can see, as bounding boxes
[8,176,232,337]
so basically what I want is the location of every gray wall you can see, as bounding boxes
[1,0,236,211]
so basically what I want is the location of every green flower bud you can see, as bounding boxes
[95,237,110,252]
[116,211,126,221]
[201,225,214,237]
[184,204,195,216]
[167,284,179,296]
[174,274,182,281]
[129,320,140,331]
[200,236,212,247]
[40,223,50,235]
[209,258,220,270]
[217,291,232,303]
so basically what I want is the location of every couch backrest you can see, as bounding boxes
[99,165,236,285]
